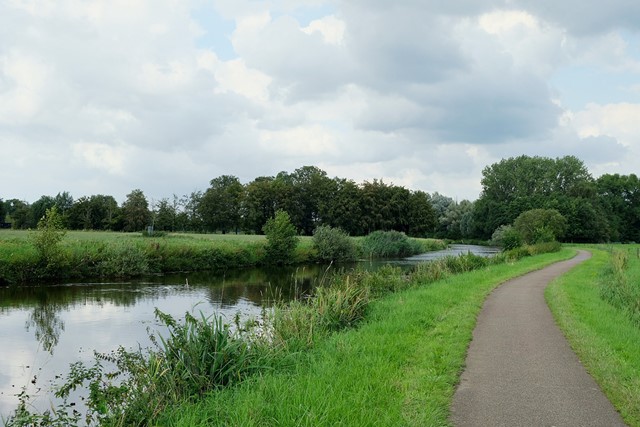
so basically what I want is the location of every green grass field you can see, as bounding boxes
[546,246,640,426]
[159,249,576,426]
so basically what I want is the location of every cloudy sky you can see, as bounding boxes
[2,0,640,204]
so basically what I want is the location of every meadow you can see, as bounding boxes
[0,229,445,284]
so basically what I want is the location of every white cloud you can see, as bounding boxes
[301,15,345,45]
[1,0,640,204]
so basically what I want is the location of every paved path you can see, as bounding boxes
[450,251,626,426]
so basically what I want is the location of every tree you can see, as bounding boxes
[30,195,56,228]
[406,190,437,237]
[512,209,567,244]
[199,175,244,234]
[121,189,151,232]
[316,178,365,235]
[154,198,177,232]
[474,155,605,241]
[243,176,277,234]
[6,199,32,229]
[263,210,299,264]
[0,198,6,224]
[597,173,640,242]
[288,166,334,235]
[31,206,67,266]
[67,195,119,230]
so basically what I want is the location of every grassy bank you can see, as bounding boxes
[0,230,444,284]
[546,246,640,426]
[159,248,576,426]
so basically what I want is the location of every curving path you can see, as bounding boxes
[450,250,627,426]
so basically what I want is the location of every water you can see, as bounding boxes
[0,245,497,421]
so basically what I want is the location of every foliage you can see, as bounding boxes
[160,250,574,426]
[263,210,299,264]
[474,155,606,242]
[491,224,522,249]
[596,174,640,242]
[599,248,640,326]
[121,189,151,232]
[513,208,567,244]
[30,207,67,270]
[199,175,244,234]
[359,230,424,258]
[547,248,640,426]
[312,225,358,262]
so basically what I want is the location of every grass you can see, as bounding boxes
[546,246,640,426]
[159,248,576,426]
[0,230,442,284]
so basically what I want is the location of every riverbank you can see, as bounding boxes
[158,248,576,426]
[0,230,446,285]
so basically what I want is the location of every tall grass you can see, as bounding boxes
[160,249,575,426]
[599,248,640,326]
[358,230,444,258]
[547,247,640,426]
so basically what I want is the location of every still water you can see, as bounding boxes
[0,245,498,420]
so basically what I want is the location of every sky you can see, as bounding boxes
[2,0,640,205]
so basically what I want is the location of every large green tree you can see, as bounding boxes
[596,173,640,242]
[199,175,244,234]
[67,195,119,230]
[243,176,277,234]
[121,189,151,232]
[474,155,607,242]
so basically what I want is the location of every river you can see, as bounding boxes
[0,244,498,421]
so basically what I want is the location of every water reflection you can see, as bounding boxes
[0,245,498,420]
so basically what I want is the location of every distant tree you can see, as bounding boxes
[289,166,334,235]
[6,199,32,229]
[513,208,567,244]
[405,191,436,237]
[243,176,277,234]
[474,155,606,242]
[439,200,475,240]
[154,198,177,232]
[0,198,6,224]
[318,178,364,235]
[30,195,56,227]
[199,175,244,234]
[121,189,150,232]
[67,195,119,230]
[263,210,299,264]
[597,173,640,242]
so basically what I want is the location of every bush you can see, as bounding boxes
[98,244,149,277]
[263,210,299,265]
[359,230,424,258]
[513,208,567,244]
[30,207,67,269]
[491,225,522,250]
[312,225,358,262]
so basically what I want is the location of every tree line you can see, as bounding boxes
[2,158,639,242]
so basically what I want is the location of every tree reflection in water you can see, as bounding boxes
[25,301,65,354]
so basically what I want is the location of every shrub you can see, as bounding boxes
[312,225,358,262]
[263,210,299,265]
[98,243,149,277]
[359,230,424,258]
[513,208,567,244]
[30,207,67,269]
[491,225,522,250]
